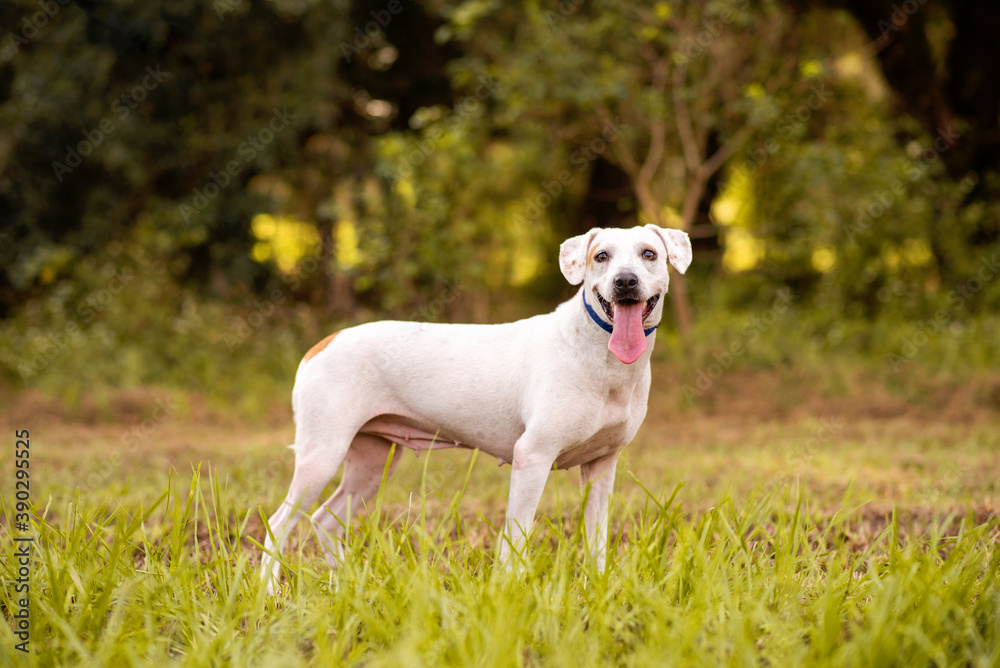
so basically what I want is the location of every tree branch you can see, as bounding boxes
[595,101,640,181]
[672,64,702,175]
[637,45,669,192]
[702,123,756,179]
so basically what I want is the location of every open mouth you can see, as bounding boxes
[594,289,659,323]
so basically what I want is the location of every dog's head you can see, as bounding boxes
[559,225,692,364]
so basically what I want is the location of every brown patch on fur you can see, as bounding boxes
[303,331,339,364]
[585,231,600,272]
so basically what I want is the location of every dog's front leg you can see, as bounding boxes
[499,439,556,569]
[580,452,619,573]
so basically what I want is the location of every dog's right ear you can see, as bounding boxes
[559,228,601,285]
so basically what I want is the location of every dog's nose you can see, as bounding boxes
[614,273,639,290]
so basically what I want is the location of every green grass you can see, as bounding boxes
[2,448,999,667]
[1,379,999,666]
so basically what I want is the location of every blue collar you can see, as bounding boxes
[582,291,658,336]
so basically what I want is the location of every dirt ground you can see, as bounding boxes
[3,363,998,552]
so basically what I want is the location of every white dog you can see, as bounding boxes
[260,224,692,589]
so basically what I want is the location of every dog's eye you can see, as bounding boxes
[595,251,608,263]
[642,249,657,261]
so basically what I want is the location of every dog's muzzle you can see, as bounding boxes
[594,290,660,324]
[590,284,661,364]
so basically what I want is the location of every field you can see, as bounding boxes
[5,0,1000,664]
[2,364,999,667]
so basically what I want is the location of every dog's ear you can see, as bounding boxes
[559,228,601,285]
[646,224,692,274]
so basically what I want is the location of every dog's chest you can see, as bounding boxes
[554,422,630,469]
[553,388,636,468]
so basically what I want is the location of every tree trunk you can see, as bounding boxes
[634,180,695,343]
[318,219,337,316]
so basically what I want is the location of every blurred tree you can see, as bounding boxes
[0,0,996,331]
[437,0,809,336]
[795,0,1000,289]
[0,0,460,317]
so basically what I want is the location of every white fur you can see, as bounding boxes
[260,225,692,591]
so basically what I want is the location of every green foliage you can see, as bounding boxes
[0,0,350,295]
[1,230,996,410]
[0,2,995,304]
[2,0,999,400]
[438,0,805,225]
[736,74,999,320]
[0,238,325,412]
[677,279,1000,377]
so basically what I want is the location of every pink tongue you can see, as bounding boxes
[608,301,647,364]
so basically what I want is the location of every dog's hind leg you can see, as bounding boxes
[259,411,358,594]
[311,433,399,567]
[579,452,619,573]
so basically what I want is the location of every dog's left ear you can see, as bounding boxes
[646,225,693,274]
[559,228,601,285]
